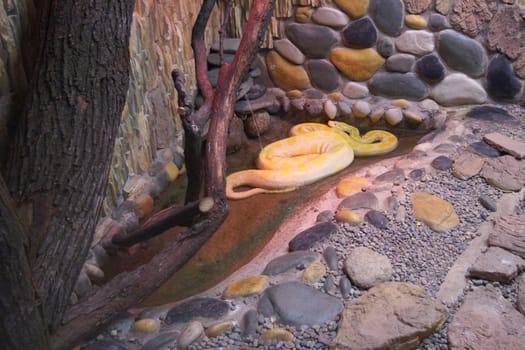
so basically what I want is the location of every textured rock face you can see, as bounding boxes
[448,286,525,350]
[450,0,497,37]
[332,282,448,350]
[437,29,488,77]
[487,7,524,60]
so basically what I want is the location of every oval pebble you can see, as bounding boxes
[178,321,204,349]
[323,246,339,271]
[261,328,294,342]
[478,195,497,212]
[339,276,352,297]
[206,321,234,337]
[132,318,159,334]
[303,261,327,282]
[431,155,453,170]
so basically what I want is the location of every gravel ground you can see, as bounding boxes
[186,104,525,350]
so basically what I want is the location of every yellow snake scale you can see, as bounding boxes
[226,121,398,199]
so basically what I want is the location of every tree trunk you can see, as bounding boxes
[5,0,134,330]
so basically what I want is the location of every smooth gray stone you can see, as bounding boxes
[263,251,322,275]
[289,222,338,251]
[165,298,229,324]
[437,30,488,77]
[258,282,343,326]
[370,0,405,36]
[241,309,258,337]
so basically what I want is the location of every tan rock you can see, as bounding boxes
[335,209,363,224]
[266,51,310,91]
[287,89,303,98]
[132,318,160,333]
[324,100,338,119]
[330,48,385,81]
[412,192,460,232]
[303,261,327,282]
[393,98,410,108]
[223,275,268,298]
[336,175,369,197]
[261,328,294,342]
[133,193,154,219]
[332,282,448,349]
[328,92,343,101]
[435,0,451,14]
[403,110,423,125]
[164,161,179,181]
[334,0,369,19]
[404,0,432,14]
[483,132,525,160]
[206,321,234,337]
[295,6,314,23]
[405,14,428,29]
[452,153,484,179]
[244,110,271,138]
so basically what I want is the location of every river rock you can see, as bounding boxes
[487,7,524,60]
[324,100,338,119]
[335,0,369,18]
[178,321,204,349]
[263,251,322,275]
[428,13,451,31]
[369,0,405,36]
[468,247,525,283]
[405,14,427,28]
[206,321,233,337]
[141,332,179,350]
[222,275,268,298]
[132,318,159,333]
[323,246,339,271]
[303,261,327,282]
[352,100,371,118]
[483,132,525,160]
[487,54,523,101]
[344,247,393,288]
[261,328,294,342]
[384,108,404,126]
[481,155,524,192]
[286,23,338,58]
[514,53,525,79]
[478,194,497,212]
[336,175,369,197]
[241,309,258,337]
[376,35,395,57]
[449,0,496,37]
[386,53,415,73]
[430,73,487,105]
[395,30,434,55]
[375,168,405,183]
[244,110,270,138]
[412,192,459,232]
[312,7,349,28]
[448,285,525,350]
[431,155,453,170]
[342,17,377,48]
[335,209,364,224]
[266,51,310,91]
[338,192,379,210]
[273,39,305,65]
[330,47,385,81]
[289,222,339,251]
[416,54,445,83]
[306,59,340,92]
[368,73,428,100]
[165,298,229,324]
[488,215,525,257]
[332,282,448,349]
[468,141,501,158]
[437,30,488,77]
[365,210,389,229]
[342,82,369,98]
[452,153,484,179]
[258,282,343,326]
[466,105,517,124]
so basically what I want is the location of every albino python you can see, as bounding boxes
[226,121,398,199]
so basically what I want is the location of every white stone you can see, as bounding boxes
[344,247,393,289]
[342,82,369,98]
[431,73,487,106]
[369,108,384,123]
[418,98,440,112]
[324,99,338,119]
[352,100,371,118]
[395,30,435,56]
[385,108,404,125]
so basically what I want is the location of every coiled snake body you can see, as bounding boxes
[226,121,398,199]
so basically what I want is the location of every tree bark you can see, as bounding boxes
[0,176,49,349]
[6,0,134,329]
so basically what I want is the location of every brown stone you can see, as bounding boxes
[330,47,385,81]
[468,247,525,283]
[487,7,524,60]
[483,132,525,159]
[412,192,459,232]
[334,0,369,19]
[244,110,271,138]
[266,51,310,91]
[336,175,369,197]
[481,155,525,192]
[332,282,447,350]
[515,52,525,79]
[222,275,268,298]
[452,152,485,179]
[488,215,525,257]
[404,0,432,13]
[518,274,525,315]
[450,0,497,37]
[449,285,525,350]
[295,6,314,23]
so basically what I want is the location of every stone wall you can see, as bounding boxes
[247,0,525,131]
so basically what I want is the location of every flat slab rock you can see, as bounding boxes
[483,132,525,160]
[488,215,525,257]
[468,246,525,283]
[448,285,525,350]
[258,281,343,326]
[262,251,321,276]
[332,282,447,350]
[288,222,338,251]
